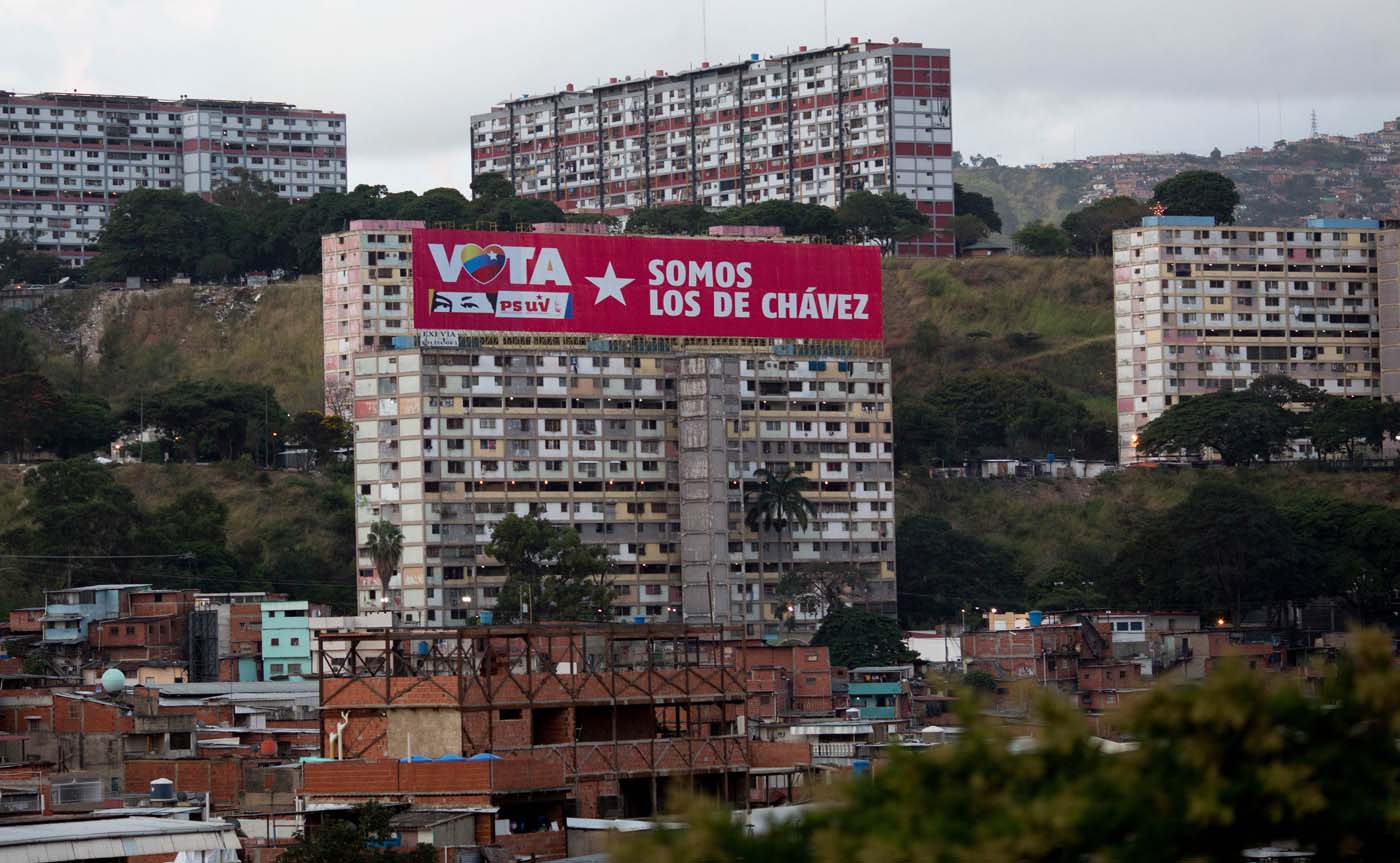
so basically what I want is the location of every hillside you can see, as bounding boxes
[958,115,1400,235]
[31,277,325,416]
[899,466,1400,599]
[0,461,354,612]
[883,255,1115,435]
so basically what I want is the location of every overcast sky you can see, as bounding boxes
[5,0,1399,192]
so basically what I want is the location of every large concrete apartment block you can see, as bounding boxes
[469,39,954,256]
[1114,215,1385,463]
[1,91,347,267]
[349,346,896,637]
[1381,228,1400,400]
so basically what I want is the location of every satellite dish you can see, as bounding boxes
[100,667,125,695]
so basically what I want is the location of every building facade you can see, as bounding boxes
[469,39,953,256]
[1381,226,1400,400]
[0,91,347,266]
[1114,216,1385,462]
[321,220,423,415]
[261,600,327,680]
[350,344,895,636]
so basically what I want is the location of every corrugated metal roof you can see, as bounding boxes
[0,817,238,863]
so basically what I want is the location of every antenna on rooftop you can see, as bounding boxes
[701,0,708,61]
[1310,108,1318,138]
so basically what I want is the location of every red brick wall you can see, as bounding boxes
[54,698,129,734]
[499,830,566,859]
[126,758,252,809]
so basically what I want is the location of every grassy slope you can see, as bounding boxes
[40,277,324,415]
[883,255,1116,421]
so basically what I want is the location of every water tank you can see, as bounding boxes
[1028,610,1044,627]
[479,610,494,625]
[100,668,125,695]
[852,759,871,775]
[632,615,646,625]
[149,778,176,801]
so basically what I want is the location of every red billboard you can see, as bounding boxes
[411,229,882,341]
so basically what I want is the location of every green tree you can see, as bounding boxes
[1060,195,1148,256]
[950,214,989,255]
[194,252,235,283]
[722,199,844,241]
[953,183,1002,233]
[0,460,143,580]
[896,514,1022,627]
[625,204,717,236]
[488,196,567,231]
[1308,394,1386,461]
[1152,169,1241,224]
[89,188,236,281]
[1110,479,1306,623]
[365,519,403,601]
[469,171,514,204]
[811,606,917,668]
[1012,220,1071,256]
[836,191,930,254]
[0,372,60,460]
[211,167,286,216]
[486,513,617,622]
[286,410,353,469]
[744,467,817,536]
[282,802,433,863]
[41,392,119,459]
[142,379,280,461]
[617,631,1400,863]
[776,563,869,618]
[0,311,37,376]
[1136,389,1296,465]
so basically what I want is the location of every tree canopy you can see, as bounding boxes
[87,173,564,280]
[811,606,917,668]
[1012,220,1071,256]
[953,183,1002,233]
[614,631,1400,863]
[1136,388,1295,466]
[485,513,618,622]
[1060,196,1148,256]
[895,514,1023,626]
[282,803,432,863]
[1152,170,1241,224]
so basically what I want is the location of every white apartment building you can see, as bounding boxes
[1114,215,1386,462]
[1,91,347,266]
[470,39,954,256]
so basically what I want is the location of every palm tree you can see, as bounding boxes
[744,467,817,631]
[366,519,403,604]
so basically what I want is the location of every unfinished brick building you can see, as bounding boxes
[316,623,809,820]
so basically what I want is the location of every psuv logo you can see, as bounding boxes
[427,242,573,320]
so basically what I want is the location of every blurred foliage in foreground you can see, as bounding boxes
[613,630,1400,862]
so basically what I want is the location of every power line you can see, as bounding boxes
[0,552,194,560]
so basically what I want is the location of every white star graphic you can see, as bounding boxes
[586,263,633,305]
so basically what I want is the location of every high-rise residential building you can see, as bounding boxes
[322,220,423,416]
[328,226,896,636]
[0,91,348,266]
[1381,226,1400,400]
[469,39,953,256]
[1114,215,1384,463]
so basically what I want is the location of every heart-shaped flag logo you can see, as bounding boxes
[459,244,506,285]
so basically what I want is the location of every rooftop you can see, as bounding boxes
[0,816,239,861]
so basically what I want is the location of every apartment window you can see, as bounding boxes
[270,638,280,646]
